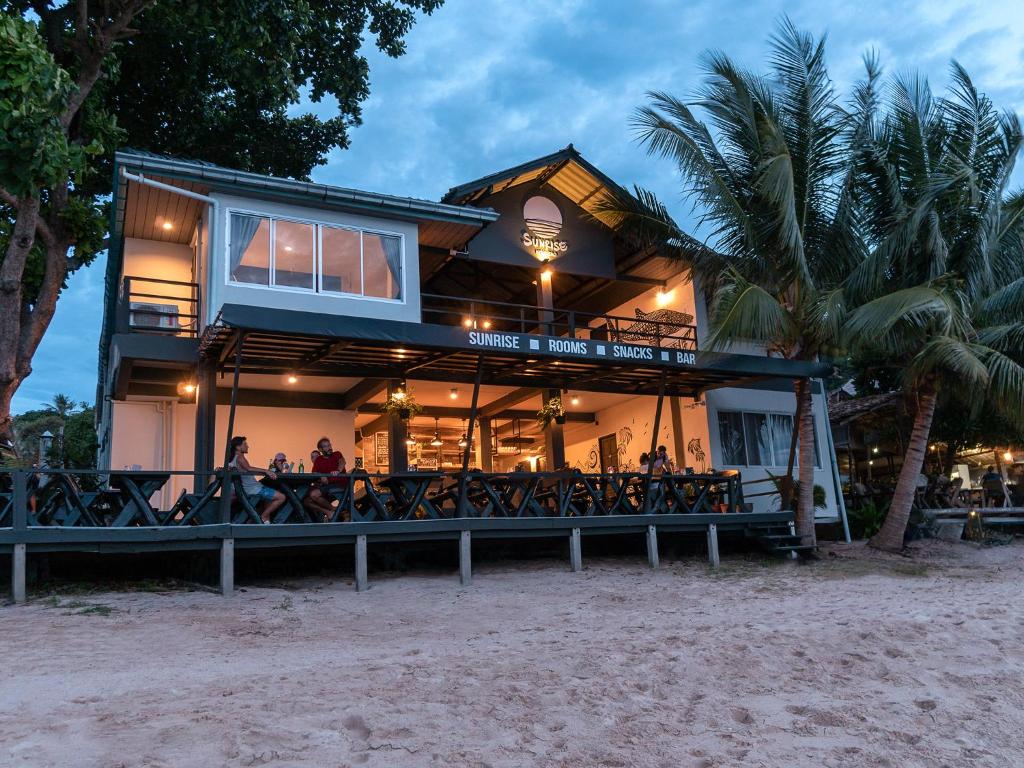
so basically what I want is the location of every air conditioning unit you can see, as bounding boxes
[129,301,180,330]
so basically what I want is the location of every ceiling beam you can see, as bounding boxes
[479,387,539,417]
[339,379,387,410]
[294,340,352,372]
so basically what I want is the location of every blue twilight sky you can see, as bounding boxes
[13,0,1024,413]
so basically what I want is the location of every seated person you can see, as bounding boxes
[228,436,285,523]
[303,449,336,522]
[271,452,293,474]
[313,437,349,492]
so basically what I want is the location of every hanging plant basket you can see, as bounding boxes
[537,397,566,429]
[381,392,423,419]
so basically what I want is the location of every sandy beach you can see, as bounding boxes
[2,540,1023,767]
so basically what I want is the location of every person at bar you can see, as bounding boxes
[228,436,285,523]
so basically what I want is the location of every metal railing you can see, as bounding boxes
[421,293,698,350]
[120,275,200,337]
[0,468,744,528]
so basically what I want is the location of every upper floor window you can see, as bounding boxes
[717,409,821,469]
[228,212,402,300]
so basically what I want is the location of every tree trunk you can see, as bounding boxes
[795,379,816,546]
[870,386,938,552]
[0,197,41,441]
[781,378,806,511]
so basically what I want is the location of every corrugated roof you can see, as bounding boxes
[441,145,630,229]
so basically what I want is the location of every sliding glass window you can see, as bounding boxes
[228,211,403,301]
[717,409,821,469]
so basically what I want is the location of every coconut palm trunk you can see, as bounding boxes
[870,386,938,551]
[795,380,817,545]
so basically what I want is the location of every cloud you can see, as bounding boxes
[20,0,1023,414]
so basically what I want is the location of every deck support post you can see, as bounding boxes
[355,535,368,592]
[459,530,472,585]
[457,355,484,517]
[646,525,659,569]
[569,527,582,572]
[387,380,409,473]
[223,331,244,466]
[706,523,720,568]
[11,543,26,603]
[643,372,668,514]
[219,538,234,596]
[194,360,217,491]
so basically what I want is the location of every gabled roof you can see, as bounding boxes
[441,144,630,228]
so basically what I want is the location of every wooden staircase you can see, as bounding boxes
[746,524,817,560]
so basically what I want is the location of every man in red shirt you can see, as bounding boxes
[313,436,349,492]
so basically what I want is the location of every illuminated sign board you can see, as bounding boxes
[466,330,696,367]
[521,195,567,256]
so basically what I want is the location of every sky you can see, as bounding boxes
[13,0,1024,413]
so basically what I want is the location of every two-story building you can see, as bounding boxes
[96,146,845,532]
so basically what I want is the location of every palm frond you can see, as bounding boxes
[904,336,989,391]
[706,271,796,351]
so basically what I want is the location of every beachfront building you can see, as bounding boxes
[95,146,844,527]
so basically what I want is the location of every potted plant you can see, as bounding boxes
[537,396,566,429]
[380,391,423,421]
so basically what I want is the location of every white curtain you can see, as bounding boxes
[380,234,402,298]
[229,214,261,278]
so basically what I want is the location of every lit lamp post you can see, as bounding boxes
[39,430,53,465]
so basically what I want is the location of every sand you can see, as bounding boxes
[2,540,1023,767]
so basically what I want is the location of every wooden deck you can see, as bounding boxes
[2,469,795,600]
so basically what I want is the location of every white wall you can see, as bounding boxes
[107,399,356,506]
[207,193,420,325]
[704,384,840,519]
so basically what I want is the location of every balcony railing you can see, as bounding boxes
[119,275,199,337]
[0,468,744,528]
[422,293,697,350]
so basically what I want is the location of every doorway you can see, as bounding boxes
[599,433,619,472]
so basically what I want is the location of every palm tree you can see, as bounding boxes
[43,393,78,419]
[604,18,864,544]
[842,64,1024,551]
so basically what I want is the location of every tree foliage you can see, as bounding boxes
[9,394,97,468]
[0,0,444,440]
[841,62,1024,550]
[605,17,864,544]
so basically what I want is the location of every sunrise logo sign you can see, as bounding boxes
[521,195,568,256]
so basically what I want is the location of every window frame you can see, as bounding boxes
[225,206,406,304]
[716,408,822,470]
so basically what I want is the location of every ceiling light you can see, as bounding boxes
[161,221,173,231]
[405,435,417,446]
[872,447,879,454]
[285,373,299,384]
[458,434,468,448]
[284,246,293,252]
[655,288,674,307]
[392,388,406,401]
[449,388,458,400]
[1004,451,1014,462]
[570,395,580,406]
[176,381,196,397]
[463,318,473,328]
[481,319,492,329]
